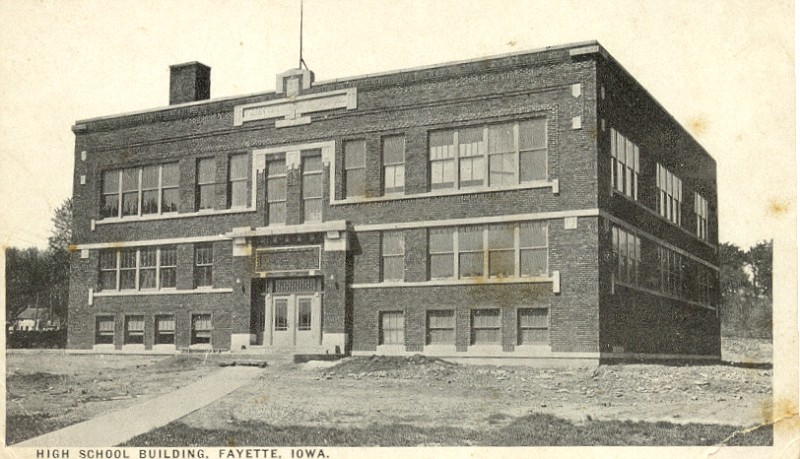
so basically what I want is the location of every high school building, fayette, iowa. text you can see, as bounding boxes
[66,41,720,365]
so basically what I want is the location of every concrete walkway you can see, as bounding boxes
[14,366,263,447]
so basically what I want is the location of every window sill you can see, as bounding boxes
[94,288,233,297]
[94,207,256,227]
[332,179,559,206]
[352,276,553,289]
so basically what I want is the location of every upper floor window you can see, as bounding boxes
[657,164,682,225]
[429,119,547,191]
[228,154,249,208]
[344,140,366,198]
[381,231,405,282]
[98,246,177,291]
[382,136,405,195]
[659,245,685,296]
[612,226,641,285]
[429,221,548,281]
[302,154,323,223]
[196,158,215,211]
[194,243,214,288]
[101,163,179,219]
[694,193,708,240]
[266,158,287,225]
[610,129,639,200]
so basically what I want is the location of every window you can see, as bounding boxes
[429,228,454,279]
[124,315,145,345]
[228,154,249,208]
[471,309,500,345]
[429,119,547,191]
[610,129,640,200]
[520,221,548,277]
[191,314,212,345]
[429,222,549,280]
[95,316,115,345]
[154,315,175,345]
[697,269,715,307]
[274,299,288,331]
[98,246,178,291]
[426,310,454,345]
[297,298,312,331]
[344,140,366,198]
[196,158,216,211]
[612,226,641,285]
[194,244,213,288]
[695,193,709,240]
[657,164,682,225]
[659,246,684,296]
[302,154,323,222]
[266,158,287,225]
[101,163,179,219]
[517,308,548,345]
[381,231,404,282]
[382,136,405,194]
[379,311,404,345]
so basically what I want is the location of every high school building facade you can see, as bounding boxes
[67,41,720,364]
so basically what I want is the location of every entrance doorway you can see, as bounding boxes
[266,293,322,349]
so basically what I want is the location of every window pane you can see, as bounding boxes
[380,311,404,345]
[489,250,514,277]
[459,252,484,277]
[120,250,137,268]
[198,159,215,183]
[142,190,159,215]
[267,159,287,176]
[102,170,119,194]
[458,127,483,157]
[99,251,117,269]
[267,176,287,201]
[161,188,179,213]
[302,154,323,172]
[121,168,138,191]
[303,199,322,223]
[473,309,500,327]
[302,173,322,198]
[298,299,312,331]
[139,248,156,267]
[344,140,366,168]
[162,163,179,187]
[141,166,159,189]
[518,308,548,327]
[345,169,365,197]
[274,300,288,330]
[382,231,404,255]
[430,253,454,279]
[269,202,286,225]
[521,248,547,277]
[383,256,404,282]
[120,270,136,290]
[488,124,514,153]
[229,154,248,180]
[198,185,214,210]
[429,228,453,252]
[230,181,248,207]
[427,329,454,344]
[140,268,156,289]
[459,156,484,187]
[473,328,499,344]
[382,136,405,165]
[519,119,546,150]
[488,224,514,249]
[520,221,547,247]
[520,150,547,182]
[428,310,454,328]
[489,152,515,186]
[458,227,483,251]
[101,194,119,219]
[519,328,548,344]
[100,272,117,291]
[160,267,176,288]
[122,192,138,216]
[430,131,455,158]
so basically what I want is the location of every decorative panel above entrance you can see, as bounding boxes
[255,245,321,274]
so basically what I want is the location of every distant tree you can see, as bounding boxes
[747,240,773,299]
[48,198,73,252]
[5,247,47,323]
[719,242,748,296]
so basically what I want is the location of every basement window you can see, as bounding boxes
[124,315,145,345]
[191,314,212,345]
[155,315,176,345]
[95,316,115,345]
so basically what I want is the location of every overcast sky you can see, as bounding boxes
[0,0,794,250]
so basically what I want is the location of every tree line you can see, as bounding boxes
[719,240,772,339]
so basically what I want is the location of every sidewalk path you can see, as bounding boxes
[14,366,263,447]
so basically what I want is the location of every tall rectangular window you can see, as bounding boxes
[379,311,404,345]
[159,246,177,288]
[382,136,405,195]
[102,163,178,219]
[657,164,682,225]
[659,246,684,296]
[124,315,145,345]
[517,308,548,345]
[228,154,249,208]
[154,315,176,345]
[119,249,137,290]
[487,224,514,277]
[99,251,118,291]
[101,170,120,219]
[274,299,288,331]
[196,158,216,211]
[610,129,640,200]
[458,226,484,278]
[139,248,157,290]
[141,166,160,215]
[344,140,366,198]
[471,309,500,345]
[429,131,456,190]
[428,228,455,279]
[160,163,179,213]
[191,314,212,345]
[426,310,454,345]
[266,158,287,225]
[121,168,139,217]
[194,243,213,288]
[612,226,640,285]
[381,231,404,282]
[520,221,548,277]
[302,154,323,222]
[429,119,547,191]
[695,193,709,240]
[95,316,115,345]
[297,298,312,331]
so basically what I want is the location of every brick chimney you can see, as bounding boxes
[169,62,211,105]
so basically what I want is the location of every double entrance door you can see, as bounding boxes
[265,293,322,349]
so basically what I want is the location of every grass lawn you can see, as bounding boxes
[123,413,772,447]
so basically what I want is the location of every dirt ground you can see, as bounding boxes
[6,338,773,445]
